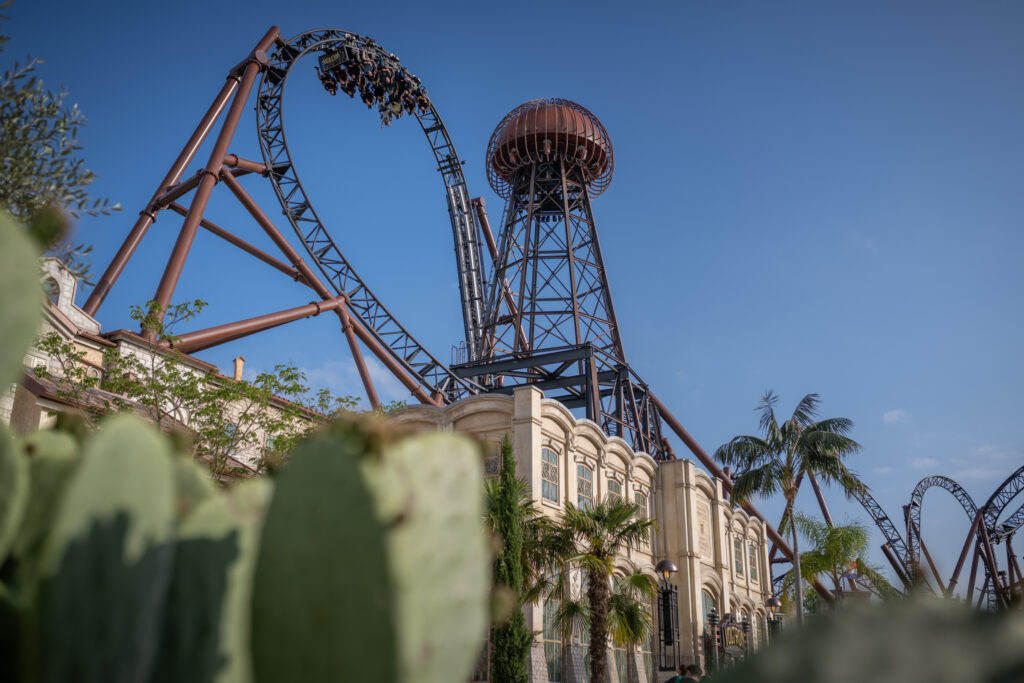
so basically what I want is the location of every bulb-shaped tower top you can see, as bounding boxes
[485,98,614,199]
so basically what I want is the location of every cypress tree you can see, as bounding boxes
[490,434,533,683]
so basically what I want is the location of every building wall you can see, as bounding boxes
[393,386,772,683]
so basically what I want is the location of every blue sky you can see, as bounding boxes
[8,1,1023,587]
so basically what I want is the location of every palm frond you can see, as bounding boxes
[790,393,820,428]
[714,435,774,470]
[730,461,785,505]
[608,591,653,647]
[553,597,591,641]
[756,390,780,437]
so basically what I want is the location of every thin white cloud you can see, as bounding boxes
[951,466,1007,482]
[882,409,909,425]
[910,457,937,470]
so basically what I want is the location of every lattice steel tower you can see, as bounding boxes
[456,98,666,458]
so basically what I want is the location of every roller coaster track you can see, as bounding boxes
[982,465,1024,542]
[256,29,487,401]
[850,487,912,581]
[907,476,977,570]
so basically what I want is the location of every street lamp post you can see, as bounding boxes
[741,617,751,655]
[708,607,720,671]
[654,559,679,672]
[767,597,782,640]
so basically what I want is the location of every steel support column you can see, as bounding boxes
[151,27,280,323]
[172,296,348,353]
[83,72,246,315]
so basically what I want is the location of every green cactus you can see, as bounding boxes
[0,425,29,566]
[217,479,274,683]
[0,213,42,391]
[26,415,176,683]
[11,430,80,583]
[151,495,238,683]
[251,431,397,683]
[172,455,217,522]
[153,478,274,683]
[368,432,490,683]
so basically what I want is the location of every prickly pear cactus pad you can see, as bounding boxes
[0,213,42,391]
[367,432,490,683]
[28,416,176,683]
[251,433,397,683]
[0,426,28,565]
[11,430,79,583]
[713,598,1024,683]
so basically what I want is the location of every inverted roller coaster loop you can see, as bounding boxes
[256,29,487,401]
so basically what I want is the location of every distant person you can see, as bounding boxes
[667,665,687,683]
[668,663,702,683]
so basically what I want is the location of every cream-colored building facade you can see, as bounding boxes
[394,386,773,683]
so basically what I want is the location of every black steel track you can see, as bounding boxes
[850,488,912,580]
[907,475,977,570]
[255,29,486,400]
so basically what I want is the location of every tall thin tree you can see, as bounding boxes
[714,391,864,625]
[489,435,534,683]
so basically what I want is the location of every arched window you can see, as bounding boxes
[634,491,647,517]
[483,442,501,479]
[541,448,559,503]
[701,590,716,635]
[607,478,622,502]
[733,536,745,577]
[543,594,562,681]
[748,543,759,582]
[43,277,60,305]
[577,464,593,510]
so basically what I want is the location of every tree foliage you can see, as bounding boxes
[36,299,361,478]
[488,435,534,683]
[788,511,900,603]
[0,3,120,284]
[541,499,655,683]
[715,391,865,624]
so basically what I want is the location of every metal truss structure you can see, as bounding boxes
[463,98,666,459]
[840,464,1024,609]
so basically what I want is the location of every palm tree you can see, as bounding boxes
[714,391,864,625]
[540,561,656,682]
[790,512,899,602]
[546,499,655,683]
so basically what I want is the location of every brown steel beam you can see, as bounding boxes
[219,170,435,408]
[979,524,1008,607]
[152,26,280,325]
[154,167,251,209]
[807,472,835,527]
[920,538,948,596]
[651,393,836,603]
[83,74,245,315]
[172,296,347,354]
[947,509,983,595]
[966,543,981,606]
[882,543,912,588]
[224,153,268,174]
[166,203,304,282]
